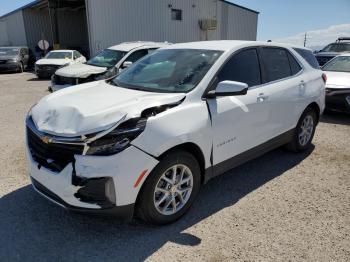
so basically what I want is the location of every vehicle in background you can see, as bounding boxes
[0,47,29,73]
[50,41,170,92]
[315,37,350,66]
[35,50,86,79]
[322,54,350,113]
[26,41,325,224]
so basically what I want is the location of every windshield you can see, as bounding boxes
[87,49,126,68]
[0,48,19,56]
[112,49,223,93]
[45,51,72,59]
[321,43,350,53]
[322,56,350,72]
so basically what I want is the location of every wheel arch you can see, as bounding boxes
[306,102,321,124]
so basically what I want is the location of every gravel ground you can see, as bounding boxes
[0,72,349,262]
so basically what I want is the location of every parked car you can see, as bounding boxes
[322,54,350,113]
[315,37,350,66]
[0,46,29,72]
[50,41,170,92]
[26,41,325,224]
[35,50,86,79]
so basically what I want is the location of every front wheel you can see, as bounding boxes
[287,107,317,152]
[137,150,201,225]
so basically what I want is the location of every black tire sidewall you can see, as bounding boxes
[137,150,201,225]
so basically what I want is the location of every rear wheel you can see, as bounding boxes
[18,62,24,73]
[137,150,201,225]
[287,107,317,152]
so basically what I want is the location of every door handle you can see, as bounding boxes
[257,93,268,103]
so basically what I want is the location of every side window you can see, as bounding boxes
[293,48,320,69]
[260,47,291,82]
[73,51,80,59]
[126,49,149,63]
[217,48,261,87]
[287,52,302,75]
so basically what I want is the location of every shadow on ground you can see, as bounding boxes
[321,111,350,125]
[0,146,314,261]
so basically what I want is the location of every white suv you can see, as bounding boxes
[50,42,170,92]
[26,41,325,224]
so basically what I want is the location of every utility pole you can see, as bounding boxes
[304,32,307,47]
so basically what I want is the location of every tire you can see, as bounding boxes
[18,62,24,73]
[286,107,317,152]
[137,150,201,225]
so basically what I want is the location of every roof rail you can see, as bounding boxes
[336,37,350,42]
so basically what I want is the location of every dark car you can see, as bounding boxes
[0,47,30,72]
[315,37,350,66]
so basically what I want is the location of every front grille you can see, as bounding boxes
[37,64,60,71]
[0,60,7,64]
[316,56,334,66]
[53,75,78,86]
[27,126,84,172]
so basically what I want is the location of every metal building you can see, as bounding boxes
[0,0,258,57]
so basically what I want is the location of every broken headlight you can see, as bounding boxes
[86,118,146,156]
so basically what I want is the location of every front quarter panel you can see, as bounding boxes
[132,100,212,169]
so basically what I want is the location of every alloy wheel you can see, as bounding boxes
[153,164,193,216]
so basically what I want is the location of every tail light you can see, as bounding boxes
[322,73,327,84]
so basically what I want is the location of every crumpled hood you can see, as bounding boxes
[55,63,107,78]
[31,81,185,137]
[36,58,72,66]
[324,71,350,89]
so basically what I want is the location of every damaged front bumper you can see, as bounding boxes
[26,133,159,220]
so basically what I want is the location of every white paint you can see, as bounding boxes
[55,63,107,78]
[27,40,325,213]
[31,80,185,137]
[324,71,350,89]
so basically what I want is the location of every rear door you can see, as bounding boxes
[258,47,304,136]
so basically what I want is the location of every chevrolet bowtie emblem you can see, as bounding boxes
[41,136,50,144]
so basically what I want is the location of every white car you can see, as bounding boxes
[35,50,86,79]
[50,42,170,92]
[322,54,350,113]
[26,41,325,224]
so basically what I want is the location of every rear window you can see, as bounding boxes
[293,48,319,69]
[260,48,291,82]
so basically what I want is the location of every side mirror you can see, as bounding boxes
[122,61,133,68]
[207,80,248,98]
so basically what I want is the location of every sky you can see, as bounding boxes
[1,0,349,48]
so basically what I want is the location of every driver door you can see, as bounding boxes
[207,48,272,169]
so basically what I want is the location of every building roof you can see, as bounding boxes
[0,0,259,19]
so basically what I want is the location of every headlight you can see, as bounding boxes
[86,118,147,155]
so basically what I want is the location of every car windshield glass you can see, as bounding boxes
[0,48,19,56]
[321,43,350,52]
[322,56,350,72]
[45,52,72,59]
[87,49,126,68]
[112,49,223,93]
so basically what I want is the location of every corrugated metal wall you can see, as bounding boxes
[0,20,9,45]
[22,8,52,52]
[0,11,27,46]
[22,7,88,55]
[86,0,258,55]
[219,1,258,40]
[56,9,89,54]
